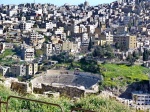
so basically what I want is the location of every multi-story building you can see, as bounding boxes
[11,65,26,77]
[62,41,73,52]
[132,92,150,105]
[116,26,128,35]
[40,22,56,29]
[55,27,64,35]
[62,41,78,53]
[22,47,35,62]
[54,43,62,54]
[0,43,5,53]
[43,43,53,57]
[9,9,18,17]
[147,24,150,36]
[32,63,38,75]
[26,63,38,76]
[73,25,80,34]
[0,66,10,76]
[87,25,95,34]
[26,63,33,76]
[20,21,32,31]
[10,63,38,77]
[80,43,89,54]
[126,35,137,50]
[114,34,137,50]
[100,31,114,45]
[28,31,45,49]
[95,27,101,36]
[82,33,89,44]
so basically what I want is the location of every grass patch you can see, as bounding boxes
[0,84,133,112]
[100,63,150,88]
[0,49,16,59]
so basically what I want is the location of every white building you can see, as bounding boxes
[29,31,45,49]
[132,92,150,106]
[147,24,150,36]
[73,25,80,33]
[44,43,53,56]
[0,29,3,35]
[116,26,128,35]
[82,33,89,44]
[21,8,28,13]
[87,25,95,34]
[0,66,10,76]
[21,16,26,21]
[55,27,64,35]
[0,43,5,53]
[22,47,35,62]
[20,22,32,31]
[105,31,114,44]
[9,9,17,17]
[36,9,43,15]
[123,16,130,24]
[26,63,38,76]
[41,22,56,30]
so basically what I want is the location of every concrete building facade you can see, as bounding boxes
[114,35,137,50]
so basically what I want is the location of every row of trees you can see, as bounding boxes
[126,48,150,65]
[143,49,150,61]
[80,57,100,73]
[51,52,74,63]
[92,45,115,60]
[126,51,140,65]
[114,42,127,51]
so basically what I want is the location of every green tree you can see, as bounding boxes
[35,49,43,57]
[44,35,49,43]
[126,54,136,65]
[14,45,21,55]
[105,44,112,52]
[106,51,115,59]
[133,51,139,60]
[51,52,74,63]
[143,49,149,61]
[88,37,92,51]
[115,42,120,49]
[93,46,104,58]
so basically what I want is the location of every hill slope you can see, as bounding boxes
[0,84,132,112]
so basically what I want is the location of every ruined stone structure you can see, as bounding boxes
[9,70,101,98]
[11,81,29,94]
[33,83,85,98]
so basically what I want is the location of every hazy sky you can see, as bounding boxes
[1,0,115,6]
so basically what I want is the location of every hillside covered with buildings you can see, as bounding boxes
[0,0,150,111]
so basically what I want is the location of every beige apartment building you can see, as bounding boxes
[26,63,38,76]
[62,41,78,53]
[114,35,137,50]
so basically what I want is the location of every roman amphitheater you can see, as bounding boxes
[31,70,102,97]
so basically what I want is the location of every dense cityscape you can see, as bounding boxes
[0,0,150,111]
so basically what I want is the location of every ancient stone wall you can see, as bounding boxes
[11,81,29,94]
[33,84,85,98]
